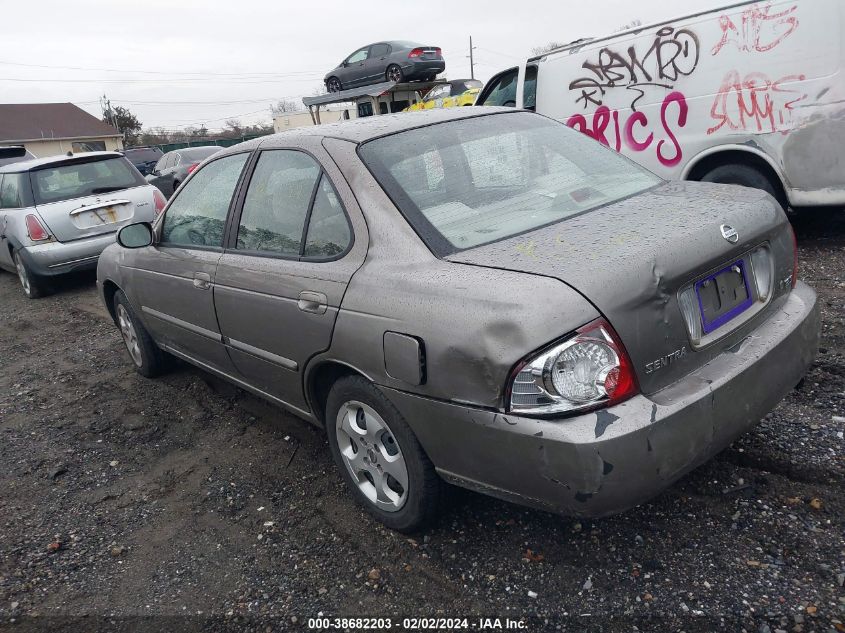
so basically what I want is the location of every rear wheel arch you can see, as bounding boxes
[684,147,788,209]
[102,279,121,324]
[305,360,374,427]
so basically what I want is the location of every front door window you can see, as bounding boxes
[161,152,249,248]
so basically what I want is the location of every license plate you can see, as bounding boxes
[70,204,131,230]
[695,259,753,334]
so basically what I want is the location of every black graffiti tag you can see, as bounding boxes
[569,26,700,111]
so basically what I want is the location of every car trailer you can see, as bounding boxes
[302,80,448,124]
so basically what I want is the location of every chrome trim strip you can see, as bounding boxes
[69,199,131,216]
[47,254,99,268]
[141,306,222,342]
[224,336,298,371]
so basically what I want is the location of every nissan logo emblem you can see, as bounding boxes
[720,224,739,244]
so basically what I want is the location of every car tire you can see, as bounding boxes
[700,163,786,211]
[386,65,404,83]
[326,77,342,93]
[113,289,169,378]
[326,375,442,533]
[13,250,49,299]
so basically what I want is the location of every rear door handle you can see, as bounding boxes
[193,272,211,290]
[298,291,327,314]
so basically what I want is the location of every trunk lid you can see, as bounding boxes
[34,185,156,243]
[446,181,796,395]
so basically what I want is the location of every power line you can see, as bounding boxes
[476,47,522,61]
[0,76,322,84]
[0,59,324,78]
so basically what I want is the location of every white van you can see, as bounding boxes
[477,0,844,209]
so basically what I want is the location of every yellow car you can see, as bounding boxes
[405,79,482,112]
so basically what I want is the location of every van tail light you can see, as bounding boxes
[507,318,639,416]
[187,162,200,174]
[25,214,50,242]
[789,224,799,288]
[408,48,424,58]
[152,188,167,215]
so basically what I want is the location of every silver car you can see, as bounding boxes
[97,109,820,532]
[0,152,164,298]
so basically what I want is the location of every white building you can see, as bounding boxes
[273,106,356,133]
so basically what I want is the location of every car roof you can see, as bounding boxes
[0,151,123,174]
[237,107,516,153]
[124,146,162,153]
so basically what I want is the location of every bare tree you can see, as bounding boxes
[272,99,303,115]
[531,41,568,56]
[223,119,243,136]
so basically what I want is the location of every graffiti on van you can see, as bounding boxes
[567,92,689,167]
[568,26,700,111]
[712,3,799,56]
[707,70,807,135]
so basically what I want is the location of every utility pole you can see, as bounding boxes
[468,36,477,79]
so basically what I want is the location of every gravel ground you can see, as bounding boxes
[1,210,843,633]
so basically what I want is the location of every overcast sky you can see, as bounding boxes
[2,0,727,131]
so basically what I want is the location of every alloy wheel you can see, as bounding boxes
[335,400,409,512]
[387,66,402,82]
[117,304,143,367]
[14,253,31,296]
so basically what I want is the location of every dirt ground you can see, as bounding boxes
[1,210,843,633]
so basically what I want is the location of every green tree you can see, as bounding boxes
[105,106,143,146]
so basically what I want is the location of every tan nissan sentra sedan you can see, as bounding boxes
[97,108,820,532]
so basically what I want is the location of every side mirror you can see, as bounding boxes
[117,222,153,249]
[342,60,349,67]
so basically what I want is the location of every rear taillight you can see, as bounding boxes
[187,162,200,175]
[507,318,639,416]
[25,214,50,241]
[408,48,424,58]
[789,224,799,288]
[435,47,442,57]
[152,188,167,215]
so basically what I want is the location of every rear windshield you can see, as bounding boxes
[31,156,146,205]
[358,112,661,255]
[124,148,162,163]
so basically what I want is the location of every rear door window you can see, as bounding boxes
[235,150,353,260]
[370,43,390,57]
[236,150,320,257]
[160,153,249,248]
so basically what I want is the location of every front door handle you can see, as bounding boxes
[298,291,327,314]
[193,272,211,290]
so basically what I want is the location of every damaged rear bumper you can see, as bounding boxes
[382,282,820,517]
